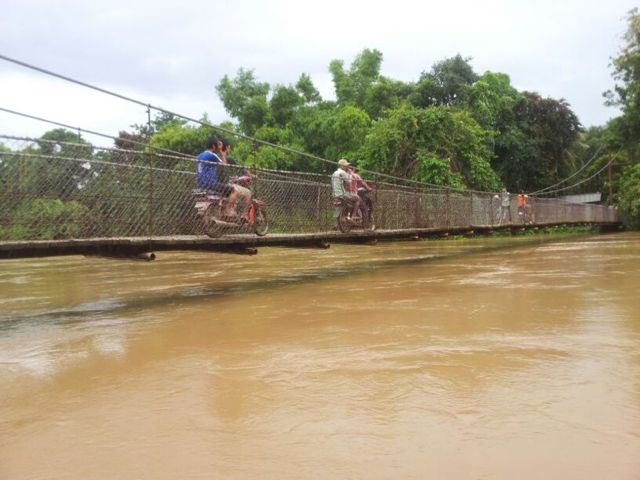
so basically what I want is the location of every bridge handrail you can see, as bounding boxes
[0,136,619,242]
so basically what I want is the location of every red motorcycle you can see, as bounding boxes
[193,176,268,238]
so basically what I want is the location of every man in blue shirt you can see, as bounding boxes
[196,137,221,189]
[196,137,238,217]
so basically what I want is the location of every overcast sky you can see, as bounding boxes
[0,0,636,147]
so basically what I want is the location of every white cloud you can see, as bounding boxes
[0,71,228,147]
[0,0,635,145]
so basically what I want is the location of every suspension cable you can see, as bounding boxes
[535,155,616,196]
[0,134,456,194]
[530,144,605,195]
[0,54,336,165]
[0,134,195,163]
[0,106,193,159]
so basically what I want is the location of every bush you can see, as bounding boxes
[5,198,90,240]
[617,164,640,228]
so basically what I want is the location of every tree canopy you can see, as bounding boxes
[196,49,589,192]
[597,8,640,226]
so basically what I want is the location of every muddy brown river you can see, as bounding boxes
[1,232,639,479]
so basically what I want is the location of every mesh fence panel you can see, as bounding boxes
[0,136,619,242]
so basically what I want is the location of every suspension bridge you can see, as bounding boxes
[0,134,620,260]
[0,55,621,260]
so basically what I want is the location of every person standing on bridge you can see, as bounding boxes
[332,159,360,220]
[497,187,511,225]
[196,136,239,218]
[517,191,530,224]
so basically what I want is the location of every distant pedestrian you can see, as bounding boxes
[517,191,529,224]
[497,187,511,225]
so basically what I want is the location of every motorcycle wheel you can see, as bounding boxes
[337,207,352,233]
[365,212,375,231]
[253,206,269,236]
[203,204,223,238]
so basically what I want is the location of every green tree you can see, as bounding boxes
[2,198,90,240]
[125,112,188,145]
[605,8,640,159]
[565,126,625,198]
[330,49,383,107]
[617,163,640,226]
[148,121,215,157]
[296,73,322,103]
[495,92,582,192]
[410,55,479,107]
[356,104,500,190]
[327,106,372,160]
[27,129,95,201]
[289,103,336,161]
[287,103,371,166]
[217,68,271,134]
[0,130,96,240]
[270,84,305,127]
[329,49,413,120]
[465,72,521,131]
[362,77,413,119]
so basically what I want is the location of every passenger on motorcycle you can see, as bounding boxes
[348,166,373,219]
[196,136,239,218]
[219,137,253,222]
[331,159,360,219]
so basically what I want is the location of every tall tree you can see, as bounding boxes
[410,55,479,108]
[605,7,640,159]
[617,163,640,226]
[217,69,271,134]
[0,129,93,240]
[295,73,322,104]
[356,104,500,190]
[330,49,383,107]
[497,92,581,192]
[270,85,305,127]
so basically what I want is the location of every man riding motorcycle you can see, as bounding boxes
[195,136,238,217]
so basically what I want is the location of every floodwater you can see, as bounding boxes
[1,232,639,479]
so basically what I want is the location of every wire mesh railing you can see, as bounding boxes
[0,136,619,242]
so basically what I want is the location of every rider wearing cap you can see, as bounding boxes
[331,159,360,219]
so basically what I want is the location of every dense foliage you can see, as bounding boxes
[617,164,640,227]
[600,8,640,226]
[208,49,583,192]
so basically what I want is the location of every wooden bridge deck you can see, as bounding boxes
[0,221,622,260]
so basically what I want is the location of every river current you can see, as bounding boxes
[1,232,639,479]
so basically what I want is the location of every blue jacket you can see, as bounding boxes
[195,150,221,190]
